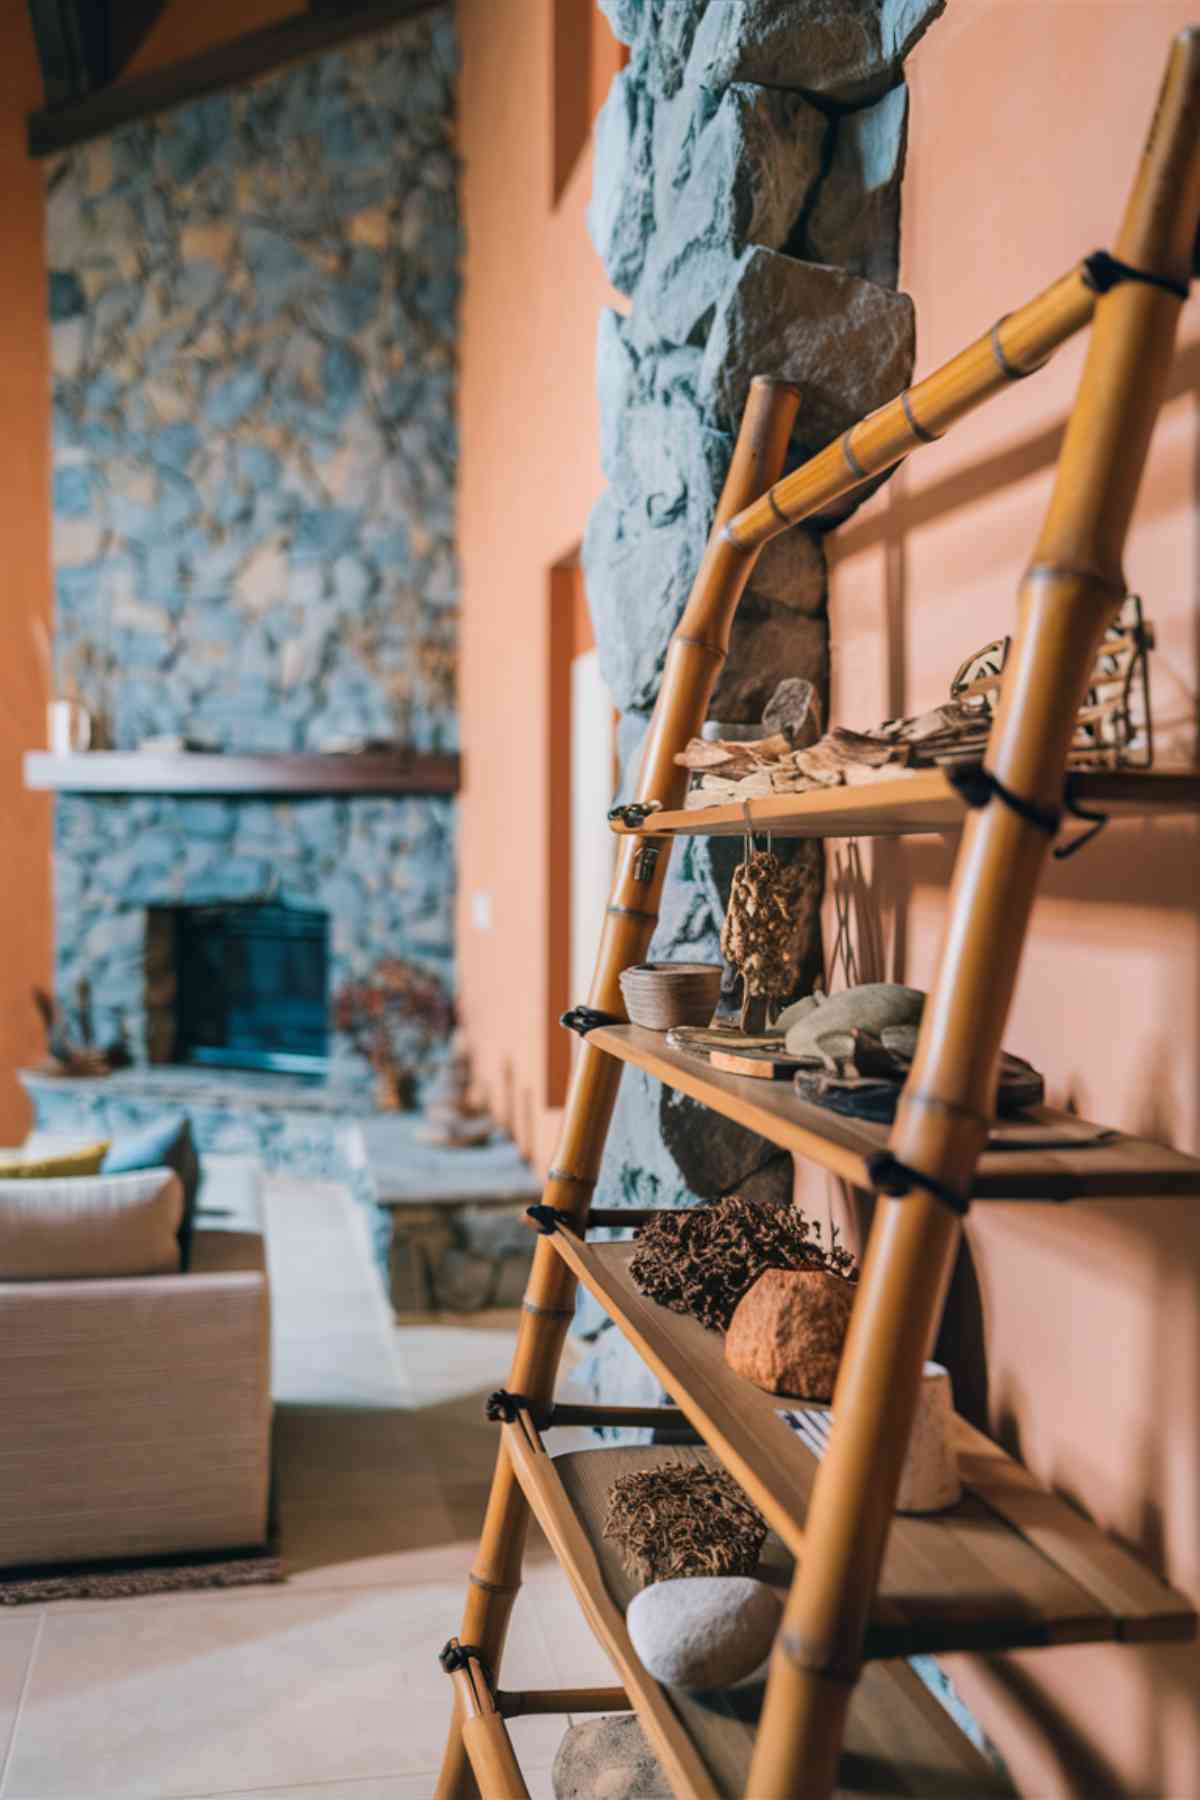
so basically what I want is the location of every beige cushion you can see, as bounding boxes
[0,1169,183,1280]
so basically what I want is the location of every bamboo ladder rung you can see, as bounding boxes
[606,767,1200,842]
[535,1233,1196,1658]
[583,1024,1200,1202]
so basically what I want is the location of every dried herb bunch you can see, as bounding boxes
[629,1192,857,1333]
[604,1461,767,1584]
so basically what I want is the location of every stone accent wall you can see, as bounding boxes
[47,13,459,755]
[579,0,938,1393]
[41,13,460,1070]
[54,792,454,1070]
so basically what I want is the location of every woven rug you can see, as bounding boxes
[0,1532,282,1605]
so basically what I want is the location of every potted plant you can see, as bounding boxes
[332,958,454,1110]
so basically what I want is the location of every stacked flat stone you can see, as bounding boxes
[578,0,942,1365]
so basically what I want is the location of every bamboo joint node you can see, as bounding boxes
[469,1572,522,1599]
[777,1631,862,1685]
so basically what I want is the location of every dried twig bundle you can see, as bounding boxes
[630,1192,856,1333]
[604,1462,767,1584]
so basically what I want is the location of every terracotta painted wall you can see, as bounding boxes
[0,8,54,1143]
[455,0,621,1170]
[827,5,1200,1790]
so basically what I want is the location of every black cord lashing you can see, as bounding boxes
[607,800,662,829]
[946,763,1111,858]
[484,1390,525,1423]
[526,1204,572,1235]
[867,1151,970,1218]
[1082,248,1190,304]
[439,1641,495,1687]
[560,1006,620,1037]
[945,763,1061,836]
[1054,779,1110,859]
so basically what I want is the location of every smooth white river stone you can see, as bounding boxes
[627,1576,782,1689]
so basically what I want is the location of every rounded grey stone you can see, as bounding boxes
[627,1575,782,1688]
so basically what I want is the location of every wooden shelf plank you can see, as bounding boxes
[23,750,459,797]
[546,1234,1196,1661]
[589,1024,1200,1201]
[510,1422,1014,1799]
[609,768,1200,840]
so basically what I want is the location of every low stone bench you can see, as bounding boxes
[354,1114,542,1316]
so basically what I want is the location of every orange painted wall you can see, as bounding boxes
[827,5,1200,1789]
[0,8,53,1143]
[454,0,621,1170]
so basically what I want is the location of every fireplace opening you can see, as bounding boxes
[166,902,330,1076]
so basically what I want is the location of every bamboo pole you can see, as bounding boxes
[435,378,799,1800]
[495,1686,630,1717]
[446,1651,531,1800]
[726,264,1096,550]
[749,29,1200,1799]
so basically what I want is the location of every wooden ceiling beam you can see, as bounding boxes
[27,0,442,158]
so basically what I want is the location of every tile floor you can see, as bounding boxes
[0,1176,614,1800]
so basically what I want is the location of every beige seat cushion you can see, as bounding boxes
[0,1169,183,1280]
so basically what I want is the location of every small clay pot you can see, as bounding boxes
[619,963,723,1031]
[723,1267,855,1400]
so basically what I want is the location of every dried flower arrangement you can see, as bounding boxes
[332,957,454,1109]
[604,1460,767,1584]
[629,1192,856,1333]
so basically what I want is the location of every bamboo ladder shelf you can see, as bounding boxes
[437,31,1200,1800]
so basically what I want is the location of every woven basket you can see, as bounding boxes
[619,962,723,1031]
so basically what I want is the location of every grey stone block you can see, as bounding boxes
[588,68,656,296]
[710,597,829,723]
[687,0,946,106]
[660,1085,794,1201]
[636,83,827,348]
[597,0,642,46]
[583,490,699,714]
[699,247,915,460]
[807,82,909,287]
[433,1246,494,1313]
[552,1714,672,1799]
[750,522,827,616]
[611,0,713,99]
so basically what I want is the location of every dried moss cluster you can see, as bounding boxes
[604,1462,768,1584]
[629,1191,856,1333]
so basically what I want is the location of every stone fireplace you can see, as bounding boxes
[41,14,461,1101]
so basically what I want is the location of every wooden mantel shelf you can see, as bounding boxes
[23,750,459,798]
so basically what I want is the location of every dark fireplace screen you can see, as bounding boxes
[172,903,329,1076]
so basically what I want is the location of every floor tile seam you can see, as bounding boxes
[0,1611,45,1799]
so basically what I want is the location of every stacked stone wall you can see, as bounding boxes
[579,0,941,1392]
[41,13,460,1065]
